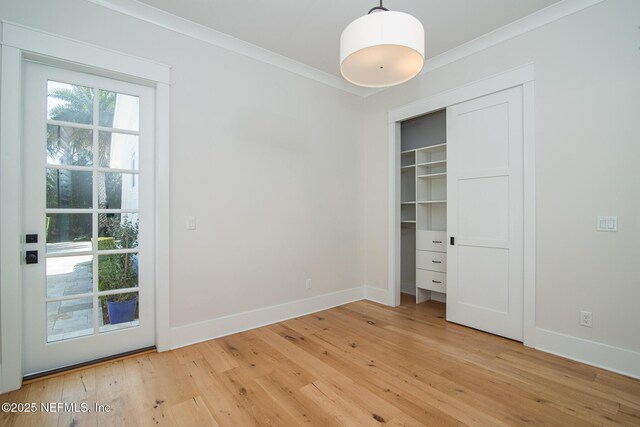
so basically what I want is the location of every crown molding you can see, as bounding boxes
[85,0,374,97]
[86,0,603,99]
[412,0,605,81]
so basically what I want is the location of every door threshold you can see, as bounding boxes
[23,346,156,384]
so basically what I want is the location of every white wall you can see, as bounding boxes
[0,0,366,332]
[363,0,640,362]
[2,0,639,382]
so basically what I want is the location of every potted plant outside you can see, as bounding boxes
[98,217,139,324]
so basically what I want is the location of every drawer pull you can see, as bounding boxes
[432,260,442,264]
[432,240,442,244]
[432,280,442,284]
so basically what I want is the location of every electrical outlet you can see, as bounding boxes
[580,311,593,327]
[306,279,312,289]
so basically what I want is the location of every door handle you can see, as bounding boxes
[26,250,38,264]
[450,237,455,245]
[432,260,442,264]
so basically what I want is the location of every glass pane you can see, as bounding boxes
[98,253,139,291]
[47,297,93,342]
[98,132,139,170]
[47,81,93,125]
[47,125,93,166]
[99,90,139,131]
[46,214,92,254]
[47,169,93,209]
[99,292,139,332]
[46,255,93,298]
[98,172,138,209]
[99,214,139,249]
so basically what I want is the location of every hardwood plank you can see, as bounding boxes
[595,371,640,396]
[122,354,173,426]
[19,377,64,427]
[198,373,257,427]
[193,340,239,373]
[216,367,300,426]
[2,299,639,426]
[496,352,640,409]
[165,395,218,426]
[0,383,32,427]
[253,369,336,426]
[615,404,640,425]
[300,380,382,426]
[57,369,98,427]
[283,315,503,426]
[21,349,156,386]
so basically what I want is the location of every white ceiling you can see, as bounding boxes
[136,0,561,77]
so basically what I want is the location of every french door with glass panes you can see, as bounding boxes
[22,61,155,375]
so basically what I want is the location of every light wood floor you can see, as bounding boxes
[2,296,640,426]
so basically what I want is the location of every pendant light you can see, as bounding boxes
[340,1,425,88]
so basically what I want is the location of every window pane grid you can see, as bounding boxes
[45,80,141,342]
[44,287,140,303]
[92,83,100,336]
[98,288,139,297]
[46,292,94,303]
[98,126,139,136]
[45,120,141,137]
[45,165,140,175]
[47,119,94,131]
[46,164,93,172]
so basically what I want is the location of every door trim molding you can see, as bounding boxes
[0,22,171,393]
[1,21,170,84]
[0,44,24,394]
[386,63,536,347]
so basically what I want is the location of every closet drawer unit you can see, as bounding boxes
[416,269,446,293]
[416,250,447,272]
[416,230,447,252]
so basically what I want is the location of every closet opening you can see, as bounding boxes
[399,109,447,306]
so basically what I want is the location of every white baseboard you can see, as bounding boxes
[166,287,639,381]
[534,328,640,379]
[169,286,365,349]
[364,286,392,306]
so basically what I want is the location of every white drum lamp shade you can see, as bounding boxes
[340,11,424,88]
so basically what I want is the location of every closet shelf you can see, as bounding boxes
[401,201,416,205]
[417,160,446,168]
[401,220,417,223]
[417,173,446,179]
[416,143,446,152]
[417,200,447,204]
[401,164,416,169]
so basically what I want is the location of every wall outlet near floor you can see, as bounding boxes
[580,310,593,327]
[305,279,312,289]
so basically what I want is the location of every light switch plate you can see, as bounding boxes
[186,216,196,230]
[596,216,617,232]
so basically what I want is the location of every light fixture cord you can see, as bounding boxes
[368,0,388,14]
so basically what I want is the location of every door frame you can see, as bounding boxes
[0,22,171,393]
[387,63,536,347]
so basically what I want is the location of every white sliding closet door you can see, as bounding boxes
[446,86,524,341]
